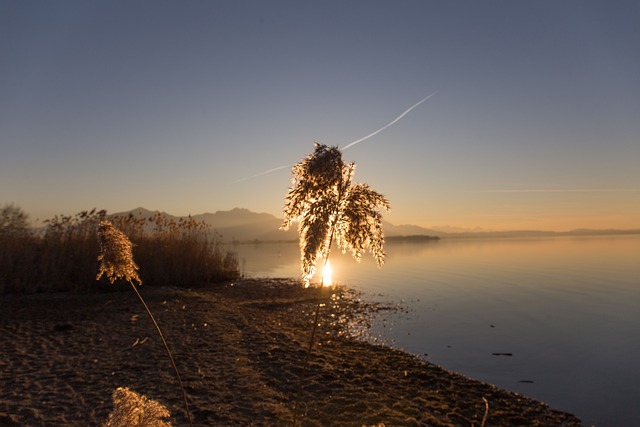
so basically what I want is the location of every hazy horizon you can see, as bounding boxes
[2,2,639,232]
[14,204,640,234]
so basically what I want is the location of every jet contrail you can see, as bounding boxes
[341,92,436,151]
[234,164,292,183]
[235,92,436,182]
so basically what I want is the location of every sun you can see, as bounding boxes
[322,259,333,286]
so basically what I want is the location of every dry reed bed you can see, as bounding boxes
[0,209,239,294]
[0,279,583,426]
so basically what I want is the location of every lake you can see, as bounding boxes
[232,235,640,427]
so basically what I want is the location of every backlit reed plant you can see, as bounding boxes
[281,143,389,426]
[97,220,192,427]
[282,143,389,285]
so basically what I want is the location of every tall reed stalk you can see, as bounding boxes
[281,143,389,425]
[291,256,330,427]
[97,220,192,427]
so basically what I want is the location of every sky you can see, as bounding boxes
[1,1,639,231]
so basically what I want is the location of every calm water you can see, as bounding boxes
[233,235,640,427]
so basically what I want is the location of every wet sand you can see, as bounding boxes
[0,279,583,426]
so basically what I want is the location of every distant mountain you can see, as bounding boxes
[113,207,179,221]
[193,208,294,242]
[110,207,289,242]
[111,207,441,243]
[193,208,276,228]
[382,222,443,238]
[109,207,181,231]
[110,208,639,242]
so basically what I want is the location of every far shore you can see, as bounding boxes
[225,228,640,245]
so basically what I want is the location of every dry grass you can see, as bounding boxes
[0,208,239,294]
[102,387,173,427]
[96,220,193,426]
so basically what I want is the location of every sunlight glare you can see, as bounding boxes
[322,259,333,286]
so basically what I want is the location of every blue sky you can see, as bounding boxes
[1,1,639,230]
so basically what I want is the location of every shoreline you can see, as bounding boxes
[0,279,583,426]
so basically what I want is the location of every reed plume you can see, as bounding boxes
[281,143,390,284]
[96,220,192,427]
[102,387,172,427]
[97,220,141,284]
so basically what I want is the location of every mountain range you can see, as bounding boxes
[111,207,640,243]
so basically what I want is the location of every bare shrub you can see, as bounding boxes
[0,203,30,236]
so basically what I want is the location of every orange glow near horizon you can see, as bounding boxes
[404,211,640,233]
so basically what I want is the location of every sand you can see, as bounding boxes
[0,279,583,426]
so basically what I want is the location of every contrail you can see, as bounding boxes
[341,92,436,151]
[235,92,436,182]
[234,164,291,183]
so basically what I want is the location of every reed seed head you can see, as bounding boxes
[282,143,389,285]
[103,387,172,427]
[96,220,141,284]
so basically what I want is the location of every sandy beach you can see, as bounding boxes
[0,279,583,426]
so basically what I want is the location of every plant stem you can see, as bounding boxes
[292,255,330,427]
[128,280,193,427]
[481,397,489,427]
